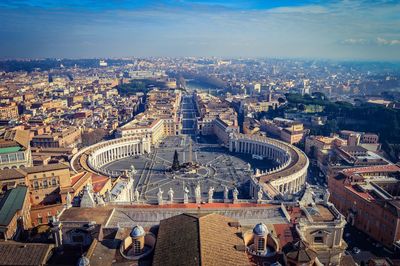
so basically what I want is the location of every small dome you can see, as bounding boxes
[253,223,269,236]
[130,225,145,238]
[77,255,90,266]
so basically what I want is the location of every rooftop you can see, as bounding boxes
[22,163,70,174]
[0,242,54,266]
[153,213,252,266]
[0,186,28,226]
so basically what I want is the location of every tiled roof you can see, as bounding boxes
[0,168,26,181]
[199,213,251,266]
[285,240,317,263]
[153,213,252,266]
[60,207,113,226]
[0,186,28,226]
[22,163,69,174]
[91,174,109,193]
[342,164,400,175]
[153,213,200,266]
[0,242,54,266]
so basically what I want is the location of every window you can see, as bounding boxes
[9,154,17,161]
[52,179,57,186]
[314,236,324,243]
[133,239,141,254]
[257,238,265,251]
[17,153,24,161]
[33,181,39,189]
[43,180,48,188]
[0,155,8,163]
[37,217,43,224]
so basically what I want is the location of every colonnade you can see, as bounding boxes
[272,172,307,195]
[232,140,290,165]
[89,142,145,168]
[230,133,309,198]
[71,136,151,176]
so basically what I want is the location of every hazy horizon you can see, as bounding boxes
[1,0,400,60]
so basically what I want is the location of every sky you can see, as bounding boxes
[0,0,399,60]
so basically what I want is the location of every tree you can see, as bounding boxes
[277,97,286,104]
[298,104,306,112]
[172,150,180,171]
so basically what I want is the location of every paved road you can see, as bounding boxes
[181,94,196,135]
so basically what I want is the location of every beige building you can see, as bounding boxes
[0,129,32,170]
[24,163,71,206]
[261,118,305,144]
[116,89,181,144]
[195,92,238,136]
[297,203,347,265]
[0,103,19,120]
[31,127,81,148]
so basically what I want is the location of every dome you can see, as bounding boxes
[130,225,145,238]
[253,223,269,236]
[77,255,90,266]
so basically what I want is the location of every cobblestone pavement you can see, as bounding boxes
[104,135,274,201]
[103,94,277,202]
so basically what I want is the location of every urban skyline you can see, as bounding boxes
[1,0,400,60]
[0,1,400,266]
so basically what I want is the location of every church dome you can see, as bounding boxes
[77,255,90,266]
[253,223,269,236]
[130,225,145,238]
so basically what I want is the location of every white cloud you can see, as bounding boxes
[376,37,400,45]
[341,38,367,45]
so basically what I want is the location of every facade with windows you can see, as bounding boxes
[329,165,400,249]
[297,202,347,265]
[0,130,32,170]
[24,163,71,206]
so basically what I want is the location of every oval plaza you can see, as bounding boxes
[71,92,309,202]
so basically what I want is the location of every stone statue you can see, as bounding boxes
[105,190,111,202]
[157,188,164,205]
[66,192,72,208]
[168,188,174,203]
[233,187,239,202]
[224,186,229,202]
[323,189,330,204]
[208,186,214,203]
[195,183,201,203]
[98,195,105,206]
[134,188,140,202]
[183,186,189,204]
[129,165,137,179]
[80,185,96,208]
[257,187,263,202]
[87,182,93,193]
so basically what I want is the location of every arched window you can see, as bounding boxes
[257,238,265,251]
[133,239,141,254]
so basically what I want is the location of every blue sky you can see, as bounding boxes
[0,0,399,60]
